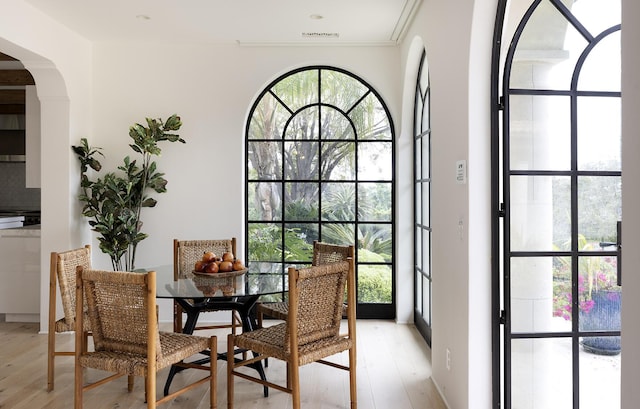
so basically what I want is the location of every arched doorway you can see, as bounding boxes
[0,37,78,332]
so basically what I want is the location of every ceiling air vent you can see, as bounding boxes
[301,32,340,39]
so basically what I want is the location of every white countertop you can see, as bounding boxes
[0,225,41,237]
[0,215,25,222]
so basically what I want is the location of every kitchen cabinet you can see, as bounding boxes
[0,85,40,187]
[0,89,25,161]
[25,85,40,187]
[0,227,40,322]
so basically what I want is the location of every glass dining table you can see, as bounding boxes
[143,262,289,396]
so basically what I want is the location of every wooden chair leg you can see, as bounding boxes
[82,332,89,353]
[231,311,238,335]
[227,334,235,409]
[47,328,55,391]
[209,336,217,409]
[257,309,264,329]
[231,311,249,360]
[349,347,357,408]
[291,364,300,409]
[146,373,156,409]
[74,363,83,409]
[47,253,58,392]
[174,301,183,333]
[128,375,135,392]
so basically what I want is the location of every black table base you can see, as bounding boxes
[163,295,269,397]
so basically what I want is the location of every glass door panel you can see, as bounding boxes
[579,351,621,409]
[511,257,571,333]
[577,98,621,171]
[509,175,571,252]
[508,95,571,171]
[511,338,573,409]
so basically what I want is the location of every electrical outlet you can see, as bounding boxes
[446,348,451,370]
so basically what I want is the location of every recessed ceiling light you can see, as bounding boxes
[309,14,324,20]
[136,14,151,20]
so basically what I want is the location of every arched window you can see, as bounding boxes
[245,66,395,318]
[414,50,432,344]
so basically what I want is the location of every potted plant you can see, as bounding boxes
[72,114,185,271]
[553,235,621,355]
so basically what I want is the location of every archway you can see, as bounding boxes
[0,37,78,332]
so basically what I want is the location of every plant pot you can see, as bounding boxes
[579,290,621,355]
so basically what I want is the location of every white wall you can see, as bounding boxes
[620,0,640,408]
[400,0,496,407]
[467,3,497,408]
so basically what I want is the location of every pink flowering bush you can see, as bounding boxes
[553,275,606,320]
[552,237,618,321]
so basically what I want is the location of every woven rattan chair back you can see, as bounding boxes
[82,269,160,357]
[312,241,354,266]
[256,241,354,325]
[172,238,240,334]
[74,268,217,409]
[287,260,349,348]
[227,258,357,409]
[47,244,91,391]
[53,246,92,329]
[174,238,236,280]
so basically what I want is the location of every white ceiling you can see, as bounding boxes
[23,0,422,46]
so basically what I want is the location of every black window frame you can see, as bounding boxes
[244,65,396,319]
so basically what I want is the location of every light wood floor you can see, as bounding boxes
[0,320,446,409]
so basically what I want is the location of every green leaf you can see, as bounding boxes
[140,198,157,207]
[89,158,102,172]
[164,114,182,131]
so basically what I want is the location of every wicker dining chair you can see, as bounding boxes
[74,267,217,409]
[227,258,357,409]
[47,245,92,392]
[255,241,355,326]
[173,238,242,333]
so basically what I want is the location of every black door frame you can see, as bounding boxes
[490,1,622,408]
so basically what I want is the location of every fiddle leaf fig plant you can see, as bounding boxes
[72,114,185,271]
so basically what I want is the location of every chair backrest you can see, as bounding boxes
[51,245,91,327]
[286,259,353,348]
[77,268,159,358]
[312,241,354,266]
[173,238,237,280]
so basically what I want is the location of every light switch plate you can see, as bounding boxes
[456,160,467,184]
